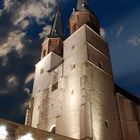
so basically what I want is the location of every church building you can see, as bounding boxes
[0,0,140,140]
[25,0,140,140]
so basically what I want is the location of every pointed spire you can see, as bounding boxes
[76,0,88,10]
[49,6,64,39]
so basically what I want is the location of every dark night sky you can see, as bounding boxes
[0,0,140,123]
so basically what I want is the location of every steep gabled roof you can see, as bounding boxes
[49,6,64,39]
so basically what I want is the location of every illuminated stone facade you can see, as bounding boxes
[24,0,140,140]
[0,119,76,140]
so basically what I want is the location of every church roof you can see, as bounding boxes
[115,84,140,105]
[49,6,64,39]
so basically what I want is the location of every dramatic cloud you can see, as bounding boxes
[1,56,8,66]
[39,25,52,39]
[116,26,123,36]
[20,100,29,115]
[14,2,53,25]
[19,20,30,30]
[128,35,140,47]
[6,75,18,89]
[4,0,13,10]
[0,31,26,56]
[0,0,64,123]
[0,0,59,57]
[24,88,31,95]
[4,0,57,26]
[25,73,34,84]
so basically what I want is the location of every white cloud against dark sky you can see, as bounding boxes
[106,5,140,96]
[128,35,140,47]
[116,26,123,37]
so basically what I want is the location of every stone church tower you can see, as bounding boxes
[25,0,122,139]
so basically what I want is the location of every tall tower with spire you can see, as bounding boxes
[25,7,64,132]
[54,1,122,139]
[41,7,64,59]
[25,1,122,140]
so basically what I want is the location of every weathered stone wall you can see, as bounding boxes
[0,119,76,140]
[25,98,34,126]
[56,25,122,140]
[85,62,122,140]
[86,26,109,58]
[27,24,140,140]
[26,52,63,132]
[32,52,63,95]
[117,93,140,140]
[56,25,90,139]
[31,62,63,131]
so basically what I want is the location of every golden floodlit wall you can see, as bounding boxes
[0,119,76,140]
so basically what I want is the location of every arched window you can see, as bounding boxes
[49,125,56,133]
[51,127,56,133]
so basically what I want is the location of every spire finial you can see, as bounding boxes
[77,0,88,10]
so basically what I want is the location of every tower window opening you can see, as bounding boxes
[73,23,77,32]
[40,69,44,75]
[71,64,76,70]
[52,82,58,91]
[71,90,74,95]
[105,120,109,128]
[99,61,103,69]
[38,105,40,110]
[72,45,75,49]
[43,50,46,57]
[53,71,58,83]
